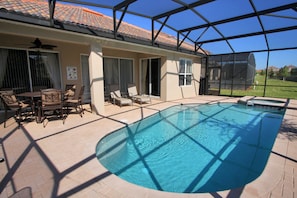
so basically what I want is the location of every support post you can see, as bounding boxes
[89,43,105,115]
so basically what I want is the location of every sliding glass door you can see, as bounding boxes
[29,51,61,90]
[120,59,133,93]
[141,58,160,96]
[103,57,133,96]
[0,48,61,93]
[0,49,29,93]
[81,55,91,103]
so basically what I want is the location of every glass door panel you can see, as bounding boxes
[81,55,91,103]
[141,58,160,96]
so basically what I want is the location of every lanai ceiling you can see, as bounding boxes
[52,0,297,55]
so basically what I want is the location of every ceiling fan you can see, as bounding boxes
[30,38,57,50]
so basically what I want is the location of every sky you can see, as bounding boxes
[254,50,297,70]
[75,3,297,70]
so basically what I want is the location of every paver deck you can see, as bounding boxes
[0,96,296,198]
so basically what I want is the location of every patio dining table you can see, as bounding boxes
[18,91,41,98]
[18,90,66,124]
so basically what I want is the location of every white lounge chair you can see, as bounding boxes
[110,89,132,107]
[128,84,151,104]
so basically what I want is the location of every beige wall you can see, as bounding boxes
[0,20,203,113]
[102,47,202,101]
[58,43,89,87]
[0,33,90,89]
[162,53,201,101]
[0,33,202,103]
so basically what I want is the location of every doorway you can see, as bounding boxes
[81,55,91,104]
[140,58,160,96]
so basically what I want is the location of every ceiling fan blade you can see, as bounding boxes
[41,44,57,49]
[29,38,57,50]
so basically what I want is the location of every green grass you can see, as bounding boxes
[219,74,297,99]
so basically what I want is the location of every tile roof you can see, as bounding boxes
[0,0,202,53]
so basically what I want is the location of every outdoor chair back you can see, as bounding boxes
[0,90,31,127]
[127,84,151,104]
[64,84,76,100]
[64,85,85,117]
[110,84,132,107]
[41,89,64,126]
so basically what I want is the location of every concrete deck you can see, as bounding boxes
[0,96,296,198]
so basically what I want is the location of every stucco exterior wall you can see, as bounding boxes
[0,20,202,114]
[0,33,90,90]
[102,47,202,101]
[163,53,201,101]
[58,43,89,87]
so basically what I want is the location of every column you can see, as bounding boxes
[89,42,105,115]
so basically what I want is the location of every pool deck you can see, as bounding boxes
[0,96,296,198]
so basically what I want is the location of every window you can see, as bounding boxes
[179,59,192,86]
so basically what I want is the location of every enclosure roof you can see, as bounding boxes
[56,0,297,55]
[0,0,200,54]
[1,0,297,56]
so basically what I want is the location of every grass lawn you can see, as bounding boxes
[219,74,297,99]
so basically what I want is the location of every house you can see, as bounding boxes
[0,0,205,114]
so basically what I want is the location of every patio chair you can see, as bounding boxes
[128,84,151,104]
[40,89,64,126]
[64,85,84,117]
[110,85,132,107]
[64,84,76,100]
[0,90,32,128]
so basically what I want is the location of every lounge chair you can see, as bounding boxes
[128,84,151,104]
[110,89,132,107]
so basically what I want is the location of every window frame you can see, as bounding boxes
[179,58,193,86]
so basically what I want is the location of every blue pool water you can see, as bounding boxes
[96,103,285,193]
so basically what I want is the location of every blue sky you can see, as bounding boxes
[83,5,297,70]
[255,50,297,70]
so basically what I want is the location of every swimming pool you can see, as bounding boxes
[96,103,285,193]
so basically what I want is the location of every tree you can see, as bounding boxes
[291,68,297,76]
[278,66,289,81]
[268,68,274,78]
[260,70,265,75]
